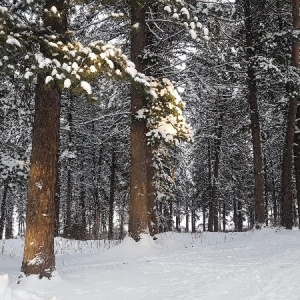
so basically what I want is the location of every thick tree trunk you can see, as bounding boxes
[21,0,66,278]
[21,77,61,278]
[282,0,300,229]
[244,0,265,227]
[128,1,149,241]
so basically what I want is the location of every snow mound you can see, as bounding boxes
[0,274,45,300]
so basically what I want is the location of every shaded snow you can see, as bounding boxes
[1,229,300,299]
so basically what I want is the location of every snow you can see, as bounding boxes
[6,36,22,48]
[63,79,71,89]
[1,229,300,300]
[80,81,92,94]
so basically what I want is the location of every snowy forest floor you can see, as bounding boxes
[1,228,300,300]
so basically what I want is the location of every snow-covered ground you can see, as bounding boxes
[1,228,300,300]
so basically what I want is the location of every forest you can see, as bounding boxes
[0,0,300,286]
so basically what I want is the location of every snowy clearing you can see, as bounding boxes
[1,228,300,300]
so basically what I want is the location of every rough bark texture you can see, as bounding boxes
[281,0,300,229]
[21,77,61,278]
[21,0,66,278]
[128,1,149,241]
[244,0,265,226]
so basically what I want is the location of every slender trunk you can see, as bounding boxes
[202,203,206,232]
[237,200,243,232]
[244,0,265,227]
[128,2,148,241]
[233,197,238,231]
[147,144,158,236]
[185,207,189,232]
[212,111,224,232]
[264,158,268,226]
[64,99,73,237]
[208,140,213,232]
[295,106,300,227]
[167,200,172,231]
[79,172,86,240]
[0,182,9,239]
[282,0,300,229]
[191,198,196,233]
[271,162,278,224]
[108,148,116,240]
[222,202,226,232]
[5,201,13,239]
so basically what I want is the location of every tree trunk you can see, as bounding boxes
[237,200,243,232]
[244,0,265,227]
[108,148,116,240]
[21,0,66,278]
[233,197,238,231]
[146,144,159,236]
[282,0,300,229]
[212,111,224,232]
[128,1,149,241]
[294,106,300,228]
[21,76,61,278]
[264,158,269,226]
[64,101,73,238]
[222,202,226,232]
[0,181,9,239]
[208,140,213,232]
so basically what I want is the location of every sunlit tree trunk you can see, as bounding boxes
[21,0,67,278]
[21,75,61,278]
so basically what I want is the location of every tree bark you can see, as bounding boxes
[244,0,265,227]
[146,144,159,236]
[281,0,300,229]
[21,0,66,278]
[21,76,61,278]
[294,105,300,228]
[128,1,149,241]
[212,110,224,232]
[0,181,8,239]
[108,148,116,240]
